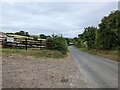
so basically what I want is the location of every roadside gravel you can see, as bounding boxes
[2,53,85,88]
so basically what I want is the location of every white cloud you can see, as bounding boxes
[1,2,118,37]
[1,0,119,2]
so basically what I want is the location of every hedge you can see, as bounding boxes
[46,36,68,54]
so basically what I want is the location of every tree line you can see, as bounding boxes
[73,10,120,50]
[6,31,50,40]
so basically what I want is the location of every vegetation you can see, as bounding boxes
[2,31,68,58]
[46,35,68,54]
[96,11,120,50]
[15,31,30,36]
[2,48,67,59]
[79,48,118,61]
[77,26,97,49]
[73,10,120,61]
[65,38,72,45]
[39,34,50,39]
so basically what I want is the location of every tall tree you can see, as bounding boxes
[96,10,120,50]
[82,26,97,49]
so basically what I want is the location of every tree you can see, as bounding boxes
[73,37,80,47]
[78,34,86,48]
[32,36,38,41]
[15,31,30,36]
[96,10,120,50]
[65,38,71,45]
[75,10,120,50]
[77,26,97,49]
[39,34,47,39]
[83,26,97,49]
[46,35,68,54]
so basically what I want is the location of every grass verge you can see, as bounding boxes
[2,48,67,59]
[79,48,118,62]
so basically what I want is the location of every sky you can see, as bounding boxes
[0,1,118,38]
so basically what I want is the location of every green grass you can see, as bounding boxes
[79,48,118,62]
[2,48,67,59]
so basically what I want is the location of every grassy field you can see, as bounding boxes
[2,48,67,59]
[79,48,119,62]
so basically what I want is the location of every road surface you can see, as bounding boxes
[69,46,118,88]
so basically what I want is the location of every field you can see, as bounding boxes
[79,48,118,62]
[2,48,67,59]
[2,48,85,88]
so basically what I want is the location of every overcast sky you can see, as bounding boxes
[0,2,118,38]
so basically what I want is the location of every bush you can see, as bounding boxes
[46,36,68,54]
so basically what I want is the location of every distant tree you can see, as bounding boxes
[73,37,80,47]
[25,32,30,36]
[65,38,71,45]
[46,35,51,38]
[83,26,97,49]
[15,31,30,36]
[6,33,14,34]
[32,36,38,41]
[78,34,86,48]
[39,34,47,39]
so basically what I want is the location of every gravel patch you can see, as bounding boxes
[2,54,85,88]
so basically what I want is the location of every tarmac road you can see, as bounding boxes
[69,46,118,88]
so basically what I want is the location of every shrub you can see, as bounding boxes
[46,36,68,54]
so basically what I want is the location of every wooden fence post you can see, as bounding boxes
[40,40,42,50]
[10,42,12,49]
[25,38,27,50]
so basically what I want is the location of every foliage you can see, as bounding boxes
[6,33,14,34]
[79,48,118,61]
[74,26,97,49]
[39,34,47,39]
[73,37,80,48]
[82,26,97,49]
[46,35,68,54]
[15,31,30,36]
[74,10,120,50]
[32,36,39,41]
[2,48,66,58]
[65,38,71,45]
[39,34,51,39]
[96,10,120,50]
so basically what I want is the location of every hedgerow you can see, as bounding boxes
[46,35,68,54]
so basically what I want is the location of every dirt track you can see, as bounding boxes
[2,54,85,88]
